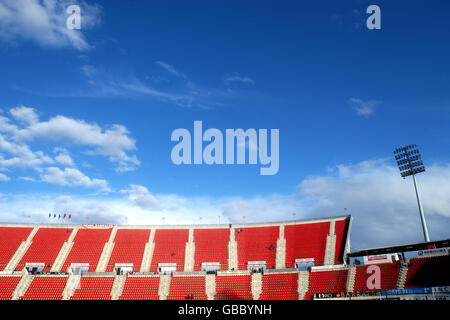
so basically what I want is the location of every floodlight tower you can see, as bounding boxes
[394,144,430,242]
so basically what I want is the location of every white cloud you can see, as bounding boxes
[0,194,125,225]
[1,106,139,173]
[120,184,159,210]
[40,167,110,192]
[9,105,39,125]
[53,147,74,167]
[73,66,227,110]
[298,160,450,249]
[0,172,10,181]
[18,176,35,182]
[155,61,186,79]
[80,64,97,79]
[0,133,54,170]
[0,114,19,135]
[15,110,139,172]
[0,0,101,51]
[348,97,382,117]
[224,73,255,86]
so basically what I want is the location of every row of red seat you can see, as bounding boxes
[0,219,348,273]
[1,254,449,300]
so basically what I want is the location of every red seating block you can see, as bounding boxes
[62,228,112,272]
[285,222,330,267]
[353,262,401,292]
[334,219,349,264]
[260,273,299,300]
[167,276,207,300]
[106,229,151,272]
[0,227,32,271]
[0,276,22,300]
[22,276,68,300]
[17,228,72,272]
[305,269,348,300]
[235,226,279,270]
[405,255,450,288]
[119,276,160,300]
[150,229,189,272]
[194,228,229,271]
[215,274,253,300]
[70,276,114,300]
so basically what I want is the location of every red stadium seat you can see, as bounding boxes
[150,229,189,272]
[0,227,33,271]
[106,229,150,272]
[21,276,68,300]
[0,276,22,300]
[215,274,253,300]
[119,276,160,300]
[194,228,229,271]
[235,226,279,270]
[70,276,114,300]
[167,276,207,300]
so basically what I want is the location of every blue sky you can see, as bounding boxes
[0,0,449,250]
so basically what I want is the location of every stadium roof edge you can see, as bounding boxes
[0,214,352,229]
[347,238,450,258]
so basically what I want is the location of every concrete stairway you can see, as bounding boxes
[184,229,195,272]
[158,274,172,300]
[251,272,262,300]
[111,275,127,300]
[346,266,356,293]
[275,225,286,269]
[297,271,310,300]
[324,220,337,266]
[62,274,81,300]
[397,261,409,289]
[205,273,216,300]
[140,228,155,272]
[228,227,238,271]
[51,227,79,272]
[95,227,117,272]
[11,272,34,300]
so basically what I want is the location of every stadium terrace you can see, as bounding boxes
[0,215,449,300]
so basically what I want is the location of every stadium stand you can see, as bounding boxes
[404,255,450,288]
[0,217,448,300]
[106,228,150,272]
[215,274,253,300]
[118,276,160,300]
[193,228,229,271]
[235,226,279,270]
[61,228,112,272]
[0,227,33,271]
[284,221,330,267]
[0,276,22,300]
[166,275,208,300]
[259,272,299,300]
[21,275,68,300]
[70,276,115,300]
[305,269,349,300]
[150,229,189,272]
[16,227,72,272]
